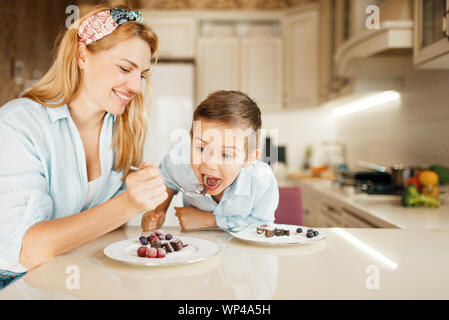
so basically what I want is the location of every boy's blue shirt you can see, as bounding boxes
[160,143,279,232]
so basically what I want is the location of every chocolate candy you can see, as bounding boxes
[170,239,184,251]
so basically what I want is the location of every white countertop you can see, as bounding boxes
[295,180,449,229]
[1,226,449,299]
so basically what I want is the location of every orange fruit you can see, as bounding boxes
[419,170,439,186]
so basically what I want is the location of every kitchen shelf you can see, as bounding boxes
[335,20,414,77]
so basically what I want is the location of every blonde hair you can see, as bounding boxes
[22,4,158,180]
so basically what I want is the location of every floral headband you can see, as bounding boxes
[78,9,144,45]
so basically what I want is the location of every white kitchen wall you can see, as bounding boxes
[261,107,337,171]
[127,62,194,227]
[336,70,449,168]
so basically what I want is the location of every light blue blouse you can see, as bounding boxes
[160,143,279,232]
[0,98,126,272]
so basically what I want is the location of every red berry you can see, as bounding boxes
[137,246,147,257]
[149,235,158,244]
[146,247,157,258]
[154,229,165,236]
[157,248,166,258]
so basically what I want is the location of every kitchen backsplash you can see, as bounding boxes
[262,107,336,171]
[337,70,449,168]
[262,69,449,171]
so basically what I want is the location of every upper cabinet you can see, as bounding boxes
[241,37,282,112]
[142,8,321,111]
[319,0,355,102]
[197,19,283,112]
[413,0,449,68]
[329,0,414,99]
[197,37,240,96]
[284,5,320,108]
[142,13,196,58]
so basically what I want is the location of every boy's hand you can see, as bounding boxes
[141,210,166,231]
[174,206,218,231]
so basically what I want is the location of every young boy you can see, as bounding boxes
[141,90,279,232]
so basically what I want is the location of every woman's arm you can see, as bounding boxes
[19,163,168,270]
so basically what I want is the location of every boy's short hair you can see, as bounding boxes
[192,91,262,151]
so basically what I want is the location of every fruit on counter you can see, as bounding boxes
[421,184,440,199]
[418,170,439,199]
[311,166,328,177]
[406,171,421,191]
[296,228,302,233]
[419,170,439,186]
[306,232,314,238]
[429,165,449,184]
[402,185,440,208]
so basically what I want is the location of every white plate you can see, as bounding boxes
[229,224,326,245]
[103,236,220,266]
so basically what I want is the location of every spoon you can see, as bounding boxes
[129,165,207,197]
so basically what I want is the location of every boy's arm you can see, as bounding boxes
[174,206,218,231]
[141,186,176,231]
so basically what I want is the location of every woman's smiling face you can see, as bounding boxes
[190,118,258,200]
[78,36,152,115]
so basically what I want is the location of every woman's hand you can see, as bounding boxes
[174,206,218,231]
[124,162,168,214]
[141,210,166,231]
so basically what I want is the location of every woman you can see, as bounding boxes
[0,5,167,288]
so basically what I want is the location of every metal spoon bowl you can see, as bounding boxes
[130,166,207,197]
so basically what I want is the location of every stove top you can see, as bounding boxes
[335,174,404,196]
[360,183,404,195]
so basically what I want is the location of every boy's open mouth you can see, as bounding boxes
[202,174,222,192]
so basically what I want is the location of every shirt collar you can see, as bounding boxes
[47,104,71,122]
[224,166,252,199]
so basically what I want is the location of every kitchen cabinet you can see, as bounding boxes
[197,37,239,99]
[341,208,378,228]
[413,0,449,68]
[142,14,196,58]
[298,181,385,228]
[301,186,319,227]
[315,203,379,228]
[319,0,355,102]
[197,35,282,111]
[318,204,346,227]
[284,5,319,108]
[240,38,282,112]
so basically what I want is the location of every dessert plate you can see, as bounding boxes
[229,224,326,245]
[103,236,220,266]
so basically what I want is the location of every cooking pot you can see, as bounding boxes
[356,161,420,188]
